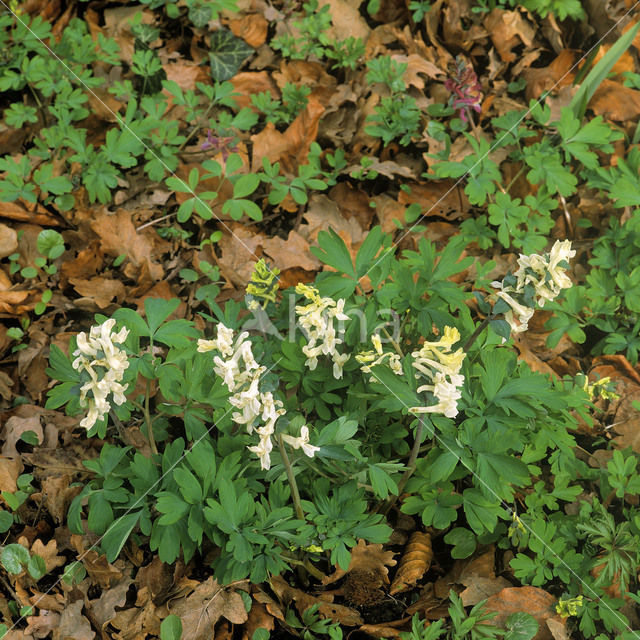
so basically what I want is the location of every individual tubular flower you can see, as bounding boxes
[281,425,320,458]
[295,284,350,379]
[71,319,130,430]
[491,240,575,334]
[356,333,403,381]
[408,326,466,419]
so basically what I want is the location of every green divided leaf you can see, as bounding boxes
[209,29,254,82]
[102,511,142,562]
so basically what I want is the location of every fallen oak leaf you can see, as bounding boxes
[270,575,363,627]
[167,577,249,640]
[322,539,396,586]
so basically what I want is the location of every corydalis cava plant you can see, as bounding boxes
[357,326,466,419]
[72,319,129,430]
[198,323,318,470]
[491,239,576,334]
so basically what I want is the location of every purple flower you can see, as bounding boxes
[444,57,483,123]
[201,129,238,160]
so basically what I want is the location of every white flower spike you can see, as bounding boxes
[72,319,130,430]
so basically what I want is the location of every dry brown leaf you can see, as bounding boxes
[69,276,126,310]
[0,288,40,315]
[167,577,249,640]
[90,208,164,282]
[241,600,275,640]
[110,598,161,639]
[59,241,104,283]
[41,474,82,524]
[250,96,325,173]
[484,8,536,63]
[229,13,268,48]
[458,548,511,606]
[217,225,266,287]
[272,61,337,107]
[357,623,405,639]
[271,575,363,627]
[89,576,134,630]
[372,194,406,234]
[590,79,640,121]
[78,549,124,589]
[323,539,397,586]
[231,72,278,110]
[135,556,174,600]
[17,329,49,403]
[398,181,469,221]
[163,61,205,93]
[523,49,575,101]
[29,538,67,573]
[546,616,570,640]
[262,230,322,272]
[299,194,366,247]
[317,0,370,43]
[53,599,95,640]
[24,609,61,639]
[0,223,18,258]
[1,413,43,457]
[483,586,564,640]
[0,455,22,493]
[389,531,433,594]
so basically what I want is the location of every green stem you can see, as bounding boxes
[379,415,429,515]
[277,434,305,521]
[109,409,135,448]
[462,315,491,352]
[505,165,525,194]
[382,326,404,357]
[178,99,217,152]
[144,379,158,456]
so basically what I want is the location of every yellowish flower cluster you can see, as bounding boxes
[492,240,575,334]
[355,334,403,381]
[295,284,350,379]
[198,324,318,469]
[409,326,466,418]
[72,319,129,430]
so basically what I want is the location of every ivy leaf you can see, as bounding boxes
[209,29,253,82]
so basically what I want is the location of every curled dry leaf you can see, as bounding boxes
[229,13,269,48]
[270,575,363,627]
[389,531,433,594]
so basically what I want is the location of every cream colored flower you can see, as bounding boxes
[295,284,350,379]
[72,319,130,431]
[282,425,320,458]
[199,323,286,469]
[409,326,465,418]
